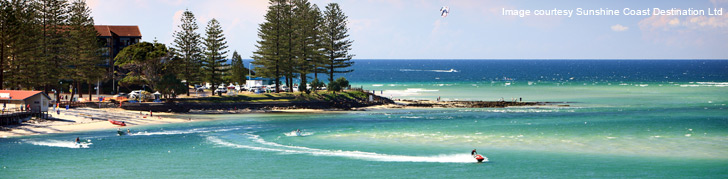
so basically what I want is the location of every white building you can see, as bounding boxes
[0,90,51,113]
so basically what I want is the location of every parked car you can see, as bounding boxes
[248,86,261,92]
[214,86,227,94]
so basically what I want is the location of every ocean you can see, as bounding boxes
[2,60,727,178]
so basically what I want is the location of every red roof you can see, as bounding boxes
[94,25,142,37]
[0,90,50,101]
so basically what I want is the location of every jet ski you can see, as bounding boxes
[473,154,485,163]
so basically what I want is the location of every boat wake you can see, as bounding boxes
[130,127,242,136]
[400,69,459,73]
[206,134,485,163]
[284,131,314,137]
[22,139,92,149]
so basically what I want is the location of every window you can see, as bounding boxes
[120,38,130,46]
[100,47,110,56]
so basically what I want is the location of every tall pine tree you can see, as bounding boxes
[252,0,288,93]
[171,9,203,96]
[228,51,247,86]
[202,18,229,92]
[68,0,102,101]
[4,0,42,90]
[38,0,69,96]
[0,0,9,89]
[322,3,354,83]
[292,0,323,93]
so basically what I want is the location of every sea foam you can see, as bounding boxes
[207,134,485,163]
[22,139,92,149]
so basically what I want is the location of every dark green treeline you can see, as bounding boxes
[252,0,354,93]
[0,0,103,101]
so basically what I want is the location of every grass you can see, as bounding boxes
[178,90,369,103]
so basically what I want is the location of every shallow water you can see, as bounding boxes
[1,60,727,178]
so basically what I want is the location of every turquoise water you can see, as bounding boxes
[2,60,728,178]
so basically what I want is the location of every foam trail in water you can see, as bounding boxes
[207,134,485,163]
[22,139,92,149]
[131,127,241,136]
[284,131,314,137]
[429,69,459,72]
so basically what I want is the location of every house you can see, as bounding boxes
[0,90,52,113]
[95,25,142,66]
[95,25,142,94]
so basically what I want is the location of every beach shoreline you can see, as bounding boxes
[0,107,362,138]
[0,99,557,138]
[0,108,194,138]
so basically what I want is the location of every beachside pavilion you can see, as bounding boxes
[0,90,51,113]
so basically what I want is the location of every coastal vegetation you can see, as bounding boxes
[178,90,368,103]
[201,18,230,92]
[170,9,204,96]
[252,0,355,94]
[0,0,353,102]
[0,0,103,101]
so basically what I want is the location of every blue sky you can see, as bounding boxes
[88,0,727,59]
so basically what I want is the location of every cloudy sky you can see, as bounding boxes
[88,0,728,59]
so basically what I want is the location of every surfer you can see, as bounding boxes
[75,137,80,143]
[127,129,131,134]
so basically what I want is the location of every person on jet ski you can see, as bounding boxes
[471,149,477,156]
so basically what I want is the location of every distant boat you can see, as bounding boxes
[109,119,126,126]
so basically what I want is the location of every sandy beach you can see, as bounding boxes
[0,99,550,138]
[0,107,357,138]
[0,108,193,138]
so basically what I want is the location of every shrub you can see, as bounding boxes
[335,77,349,90]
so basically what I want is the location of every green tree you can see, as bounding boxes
[156,72,187,99]
[0,0,9,89]
[292,0,323,94]
[327,77,348,93]
[114,42,172,92]
[3,0,43,91]
[68,0,103,101]
[309,78,325,93]
[322,3,354,83]
[202,18,229,91]
[228,51,247,86]
[252,0,290,93]
[171,9,203,96]
[38,0,70,96]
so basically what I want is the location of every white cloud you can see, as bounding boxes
[611,24,629,32]
[638,10,728,48]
